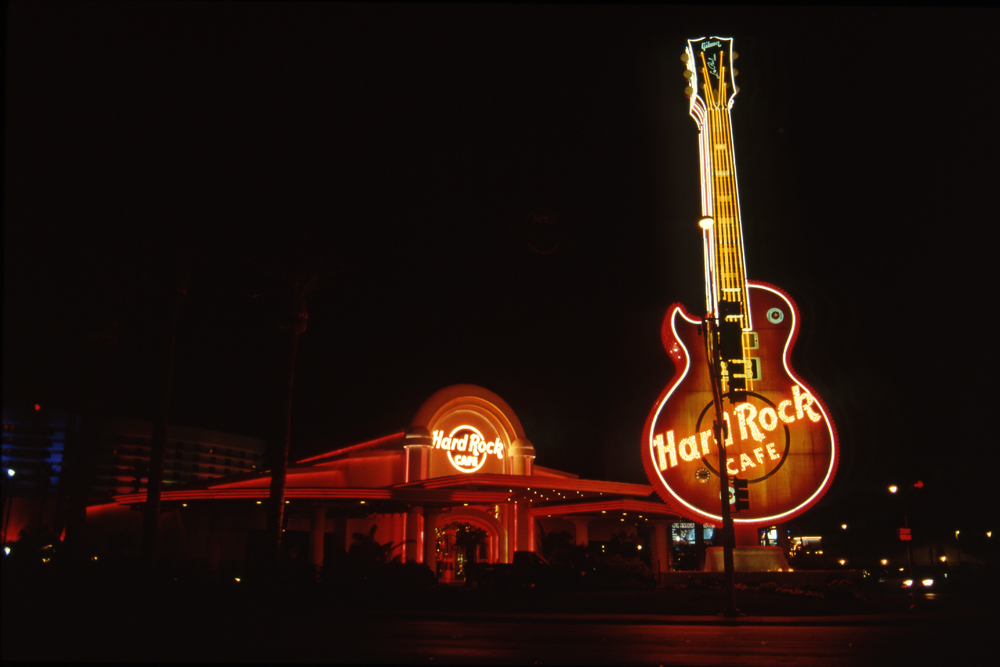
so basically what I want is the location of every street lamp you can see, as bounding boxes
[889,483,916,609]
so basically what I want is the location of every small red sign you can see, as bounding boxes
[898,527,911,541]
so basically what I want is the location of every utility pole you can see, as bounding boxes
[703,313,741,617]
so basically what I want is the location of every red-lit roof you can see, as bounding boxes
[296,432,406,465]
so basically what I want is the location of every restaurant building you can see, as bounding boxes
[87,385,685,579]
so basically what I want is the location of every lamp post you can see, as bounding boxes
[955,530,962,567]
[2,469,15,546]
[889,484,915,609]
[698,260,741,618]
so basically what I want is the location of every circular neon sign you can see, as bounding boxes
[433,425,505,474]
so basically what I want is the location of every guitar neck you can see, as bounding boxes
[688,41,751,330]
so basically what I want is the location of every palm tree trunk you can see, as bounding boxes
[141,269,187,565]
[60,320,117,562]
[264,295,307,565]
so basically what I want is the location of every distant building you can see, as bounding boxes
[2,406,69,495]
[93,419,266,496]
[2,406,71,544]
[2,405,264,544]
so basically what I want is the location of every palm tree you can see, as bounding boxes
[263,270,323,565]
[349,525,412,564]
[448,522,488,564]
[141,258,189,565]
[58,308,119,563]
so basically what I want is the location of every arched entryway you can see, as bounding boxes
[426,507,505,582]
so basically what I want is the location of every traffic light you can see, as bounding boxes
[726,361,747,403]
[717,301,743,360]
[717,300,741,318]
[733,478,749,512]
[719,321,743,360]
[727,361,747,390]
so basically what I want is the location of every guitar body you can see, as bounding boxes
[641,281,837,526]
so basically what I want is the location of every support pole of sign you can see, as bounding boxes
[703,315,741,617]
[902,493,915,610]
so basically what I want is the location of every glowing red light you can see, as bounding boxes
[34,404,41,411]
[913,481,924,489]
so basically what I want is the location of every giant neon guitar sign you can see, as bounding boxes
[641,37,838,527]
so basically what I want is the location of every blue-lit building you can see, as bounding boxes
[2,405,265,545]
[2,406,70,544]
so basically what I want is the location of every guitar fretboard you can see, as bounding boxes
[696,49,751,332]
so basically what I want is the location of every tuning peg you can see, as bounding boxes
[683,70,693,79]
[733,69,739,77]
[733,52,739,60]
[735,86,740,93]
[681,52,689,63]
[684,86,693,97]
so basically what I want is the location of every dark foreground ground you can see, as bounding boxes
[4,561,997,664]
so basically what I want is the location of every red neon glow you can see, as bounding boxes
[34,404,40,411]
[641,284,838,528]
[296,432,406,465]
[433,425,504,473]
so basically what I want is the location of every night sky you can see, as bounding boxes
[5,4,998,540]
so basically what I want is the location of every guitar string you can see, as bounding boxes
[721,104,752,391]
[725,63,754,391]
[712,59,737,326]
[702,52,733,325]
[711,50,752,393]
[717,61,752,391]
[700,52,727,394]
[703,52,736,395]
[715,62,745,393]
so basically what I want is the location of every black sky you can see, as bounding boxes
[5,3,998,537]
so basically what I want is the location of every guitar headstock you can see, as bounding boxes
[683,37,738,111]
